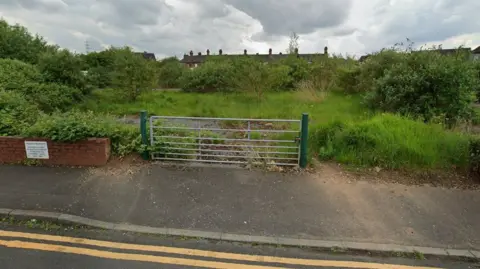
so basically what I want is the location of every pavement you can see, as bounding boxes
[0,224,476,269]
[0,164,479,255]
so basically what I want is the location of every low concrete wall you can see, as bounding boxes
[0,137,110,166]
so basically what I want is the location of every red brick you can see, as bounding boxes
[0,136,111,166]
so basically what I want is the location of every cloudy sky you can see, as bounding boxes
[1,0,479,59]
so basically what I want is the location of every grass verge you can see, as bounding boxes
[310,114,471,170]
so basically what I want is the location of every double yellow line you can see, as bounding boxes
[0,230,441,269]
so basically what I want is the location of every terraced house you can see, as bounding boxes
[180,47,329,68]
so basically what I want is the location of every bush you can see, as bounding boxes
[18,83,82,113]
[267,64,292,91]
[278,55,310,89]
[0,19,54,64]
[111,47,157,101]
[0,58,41,89]
[37,50,90,94]
[85,66,113,89]
[157,58,185,88]
[23,110,141,156]
[310,114,470,169]
[356,50,405,92]
[0,90,40,136]
[336,66,361,93]
[364,51,477,126]
[180,59,235,92]
[468,136,480,176]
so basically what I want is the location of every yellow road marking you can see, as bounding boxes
[0,230,441,269]
[0,239,285,269]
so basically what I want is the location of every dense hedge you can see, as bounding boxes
[23,111,141,156]
[0,90,40,136]
[0,58,41,89]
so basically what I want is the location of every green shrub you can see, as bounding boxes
[23,110,141,156]
[180,59,235,92]
[356,50,405,92]
[267,64,292,91]
[0,58,41,89]
[0,19,55,64]
[18,83,82,113]
[278,55,310,89]
[310,114,470,169]
[0,90,40,136]
[336,66,361,93]
[37,50,90,94]
[364,51,477,126]
[473,61,480,102]
[468,136,480,176]
[157,58,185,88]
[82,49,117,88]
[85,66,113,89]
[111,47,157,101]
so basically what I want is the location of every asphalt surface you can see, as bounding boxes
[0,164,479,250]
[0,224,477,269]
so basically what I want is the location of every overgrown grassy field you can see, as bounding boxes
[79,89,477,171]
[310,114,472,169]
[79,89,371,125]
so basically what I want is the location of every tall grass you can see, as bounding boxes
[310,114,470,169]
[79,89,369,125]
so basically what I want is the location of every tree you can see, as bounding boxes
[37,50,89,94]
[111,47,157,101]
[0,19,56,64]
[157,57,185,88]
[287,32,299,54]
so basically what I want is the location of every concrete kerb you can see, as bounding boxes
[0,208,478,260]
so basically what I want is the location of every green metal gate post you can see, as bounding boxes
[140,110,149,160]
[299,113,309,168]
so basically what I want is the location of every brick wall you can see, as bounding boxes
[0,137,111,166]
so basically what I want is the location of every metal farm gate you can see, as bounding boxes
[147,114,309,167]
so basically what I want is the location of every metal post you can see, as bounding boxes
[299,113,309,168]
[140,110,149,160]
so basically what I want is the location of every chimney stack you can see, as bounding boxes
[269,48,272,55]
[219,49,223,55]
[189,50,193,56]
[324,46,328,55]
[244,49,247,55]
[207,49,210,56]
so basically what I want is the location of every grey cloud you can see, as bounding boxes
[1,0,479,59]
[359,0,480,52]
[224,0,353,36]
[1,0,66,13]
[93,0,171,29]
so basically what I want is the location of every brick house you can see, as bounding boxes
[473,46,480,60]
[179,47,329,68]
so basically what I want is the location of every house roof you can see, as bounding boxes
[473,46,480,53]
[358,55,370,62]
[433,48,471,55]
[180,52,325,64]
[136,52,156,60]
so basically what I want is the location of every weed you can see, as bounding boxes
[414,250,426,260]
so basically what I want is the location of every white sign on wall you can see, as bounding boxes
[24,141,49,159]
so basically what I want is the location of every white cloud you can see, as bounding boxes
[0,0,478,59]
